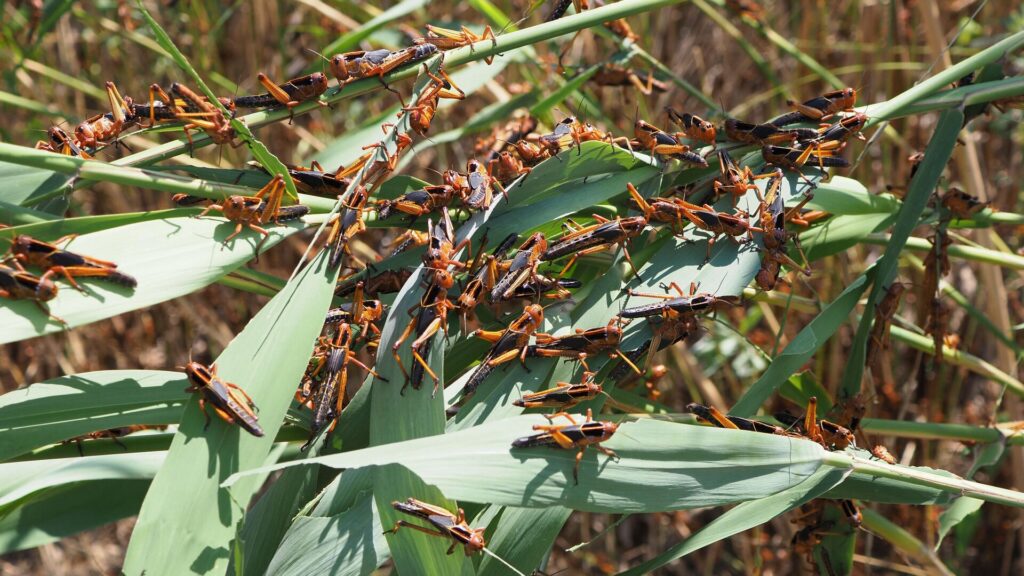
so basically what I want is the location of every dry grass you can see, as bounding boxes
[1,0,1022,574]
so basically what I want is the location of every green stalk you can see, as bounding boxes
[0,90,68,118]
[887,325,1024,397]
[861,234,1024,270]
[860,417,1024,446]
[825,452,1024,509]
[112,0,686,168]
[861,509,954,575]
[969,210,1024,227]
[0,143,335,212]
[17,56,108,99]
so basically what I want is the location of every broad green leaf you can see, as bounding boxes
[0,479,149,554]
[0,161,71,208]
[376,175,432,201]
[122,252,337,576]
[0,451,164,509]
[228,417,828,513]
[0,200,57,226]
[0,217,302,344]
[812,503,857,576]
[266,468,390,575]
[806,177,899,215]
[477,505,571,576]
[617,466,850,575]
[480,165,660,241]
[269,492,389,576]
[231,462,320,576]
[0,370,186,462]
[937,497,984,551]
[0,209,193,240]
[799,176,901,260]
[802,212,895,261]
[270,487,389,573]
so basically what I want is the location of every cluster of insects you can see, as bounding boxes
[20,5,942,565]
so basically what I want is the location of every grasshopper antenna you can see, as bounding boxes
[306,47,331,65]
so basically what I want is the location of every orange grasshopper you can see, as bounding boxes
[331,44,439,98]
[631,120,708,167]
[511,408,619,484]
[591,64,667,96]
[941,187,988,220]
[528,316,641,375]
[392,272,458,395]
[769,87,858,127]
[686,402,791,435]
[415,24,497,64]
[622,282,733,369]
[541,213,648,279]
[6,235,137,291]
[404,64,466,136]
[182,361,263,437]
[866,282,906,390]
[35,126,92,158]
[385,498,486,556]
[774,397,855,451]
[752,173,814,290]
[871,445,897,465]
[0,264,62,323]
[456,304,544,406]
[713,150,778,207]
[489,233,547,303]
[233,72,329,122]
[179,175,309,246]
[74,81,138,149]
[323,282,386,342]
[761,143,850,188]
[300,322,383,450]
[666,109,717,146]
[456,233,518,330]
[514,371,603,410]
[325,185,372,271]
[169,82,240,148]
[723,118,817,146]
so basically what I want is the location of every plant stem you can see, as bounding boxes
[862,233,1024,270]
[860,417,1024,445]
[887,325,1024,397]
[0,143,336,212]
[827,452,1024,509]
